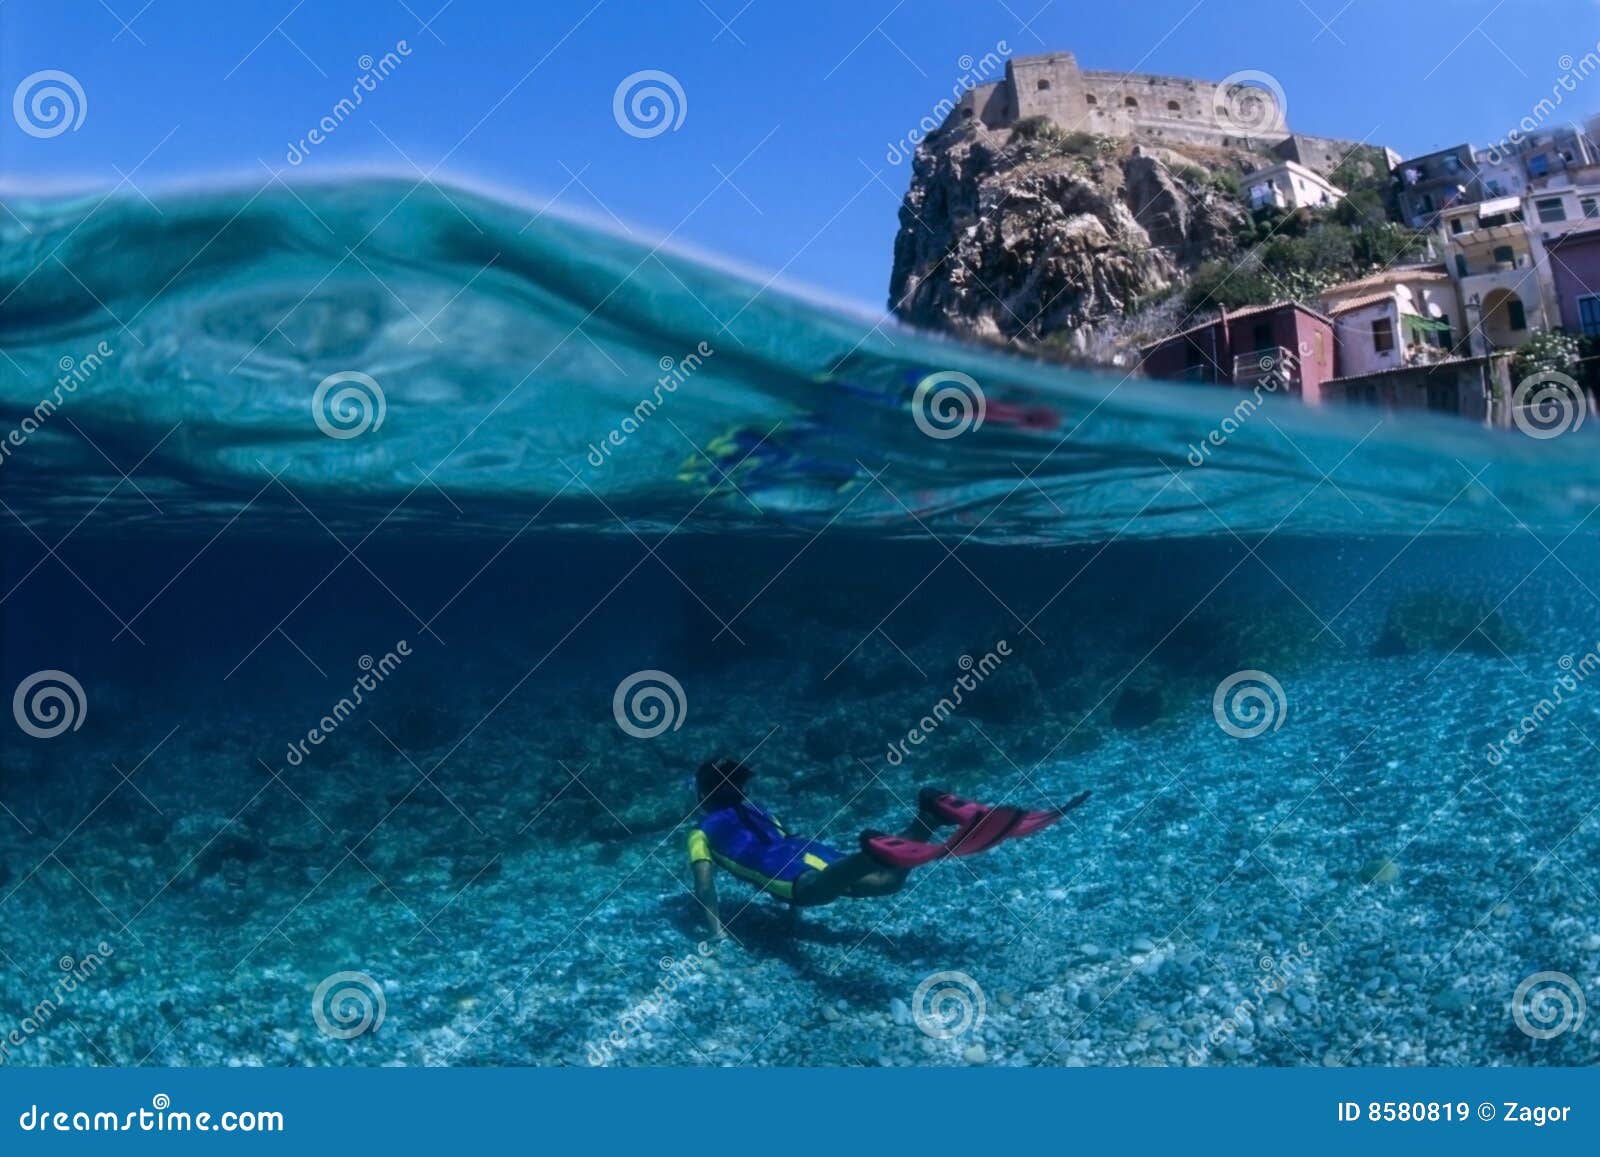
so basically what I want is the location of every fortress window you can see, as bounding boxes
[1037,78,1051,91]
[1125,96,1138,108]
[1167,100,1181,112]
[961,108,974,119]
[1084,94,1098,105]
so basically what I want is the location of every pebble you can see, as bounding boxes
[963,1043,988,1064]
[1292,993,1312,1015]
[1359,857,1400,885]
[1130,937,1157,953]
[889,998,910,1026]
[821,1006,840,1023]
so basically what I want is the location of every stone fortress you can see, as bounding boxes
[949,51,1395,179]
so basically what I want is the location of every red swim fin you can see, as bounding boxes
[1010,790,1092,838]
[919,788,987,827]
[860,829,950,869]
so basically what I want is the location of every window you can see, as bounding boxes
[1529,154,1551,176]
[1084,94,1098,106]
[1125,96,1138,108]
[1252,321,1274,352]
[1037,79,1051,91]
[1434,324,1454,351]
[1508,298,1528,331]
[1450,217,1464,234]
[1456,254,1469,277]
[1579,295,1600,337]
[1167,100,1181,112]
[1537,197,1567,224]
[1493,245,1516,266]
[1372,317,1396,354]
[1583,197,1599,219]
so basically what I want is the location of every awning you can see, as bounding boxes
[1403,314,1451,334]
[1479,196,1522,218]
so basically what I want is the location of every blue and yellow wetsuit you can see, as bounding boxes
[687,801,846,901]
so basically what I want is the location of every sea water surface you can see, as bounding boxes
[0,179,1597,1067]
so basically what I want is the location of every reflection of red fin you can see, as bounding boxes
[987,401,1063,432]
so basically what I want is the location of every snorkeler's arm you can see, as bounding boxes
[688,829,723,938]
[691,859,723,939]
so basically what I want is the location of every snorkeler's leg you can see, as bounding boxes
[791,853,907,906]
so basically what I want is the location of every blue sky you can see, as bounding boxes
[5,0,1599,307]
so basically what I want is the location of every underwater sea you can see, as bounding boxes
[1,178,1598,1067]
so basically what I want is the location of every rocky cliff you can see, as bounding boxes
[888,122,1257,358]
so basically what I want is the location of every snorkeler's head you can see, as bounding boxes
[696,757,751,810]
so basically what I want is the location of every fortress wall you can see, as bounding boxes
[952,81,1012,130]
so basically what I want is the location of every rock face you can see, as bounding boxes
[888,126,1250,354]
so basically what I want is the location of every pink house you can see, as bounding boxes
[1138,302,1339,402]
[1546,226,1600,339]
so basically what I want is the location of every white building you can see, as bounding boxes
[1321,267,1463,378]
[1245,160,1345,211]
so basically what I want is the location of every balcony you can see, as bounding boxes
[1233,347,1301,390]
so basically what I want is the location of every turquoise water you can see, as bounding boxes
[0,179,1597,1067]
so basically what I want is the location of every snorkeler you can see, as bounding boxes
[687,758,1089,936]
